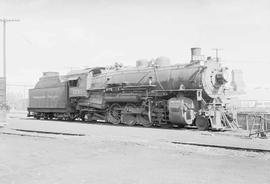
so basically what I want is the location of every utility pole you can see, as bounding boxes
[212,48,222,62]
[0,18,19,106]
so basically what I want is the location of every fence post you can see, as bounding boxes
[265,114,268,130]
[245,114,249,131]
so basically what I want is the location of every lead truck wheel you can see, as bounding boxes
[195,116,209,130]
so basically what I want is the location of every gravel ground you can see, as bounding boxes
[0,114,270,184]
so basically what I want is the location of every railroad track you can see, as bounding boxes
[0,128,85,138]
[172,141,270,153]
[1,127,269,153]
[13,129,85,136]
[0,131,56,139]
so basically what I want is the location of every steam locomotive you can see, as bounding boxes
[28,48,237,130]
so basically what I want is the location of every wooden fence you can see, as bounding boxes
[237,112,270,131]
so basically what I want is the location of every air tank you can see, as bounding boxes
[155,56,171,67]
[136,59,149,68]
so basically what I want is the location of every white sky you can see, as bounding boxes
[0,0,270,89]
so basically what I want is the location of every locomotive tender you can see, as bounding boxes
[28,48,234,130]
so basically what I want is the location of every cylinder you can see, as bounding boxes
[168,96,195,125]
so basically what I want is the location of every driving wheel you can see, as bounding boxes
[107,103,122,125]
[121,103,137,126]
[137,114,153,127]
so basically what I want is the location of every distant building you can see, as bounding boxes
[231,88,270,112]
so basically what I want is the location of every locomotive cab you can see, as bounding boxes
[86,67,105,90]
[67,74,88,98]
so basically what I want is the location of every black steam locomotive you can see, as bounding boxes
[28,48,237,130]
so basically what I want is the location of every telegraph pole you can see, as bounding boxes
[0,18,19,106]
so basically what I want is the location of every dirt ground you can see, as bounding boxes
[0,114,270,184]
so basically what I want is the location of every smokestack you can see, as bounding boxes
[191,47,202,63]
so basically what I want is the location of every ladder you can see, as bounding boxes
[221,111,239,129]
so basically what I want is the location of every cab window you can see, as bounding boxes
[69,80,78,87]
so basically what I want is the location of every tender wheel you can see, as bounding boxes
[35,115,40,120]
[48,114,53,120]
[80,112,86,121]
[195,116,209,130]
[121,103,137,126]
[107,103,122,125]
[86,113,94,122]
[137,114,153,127]
[44,114,49,120]
[68,113,76,121]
